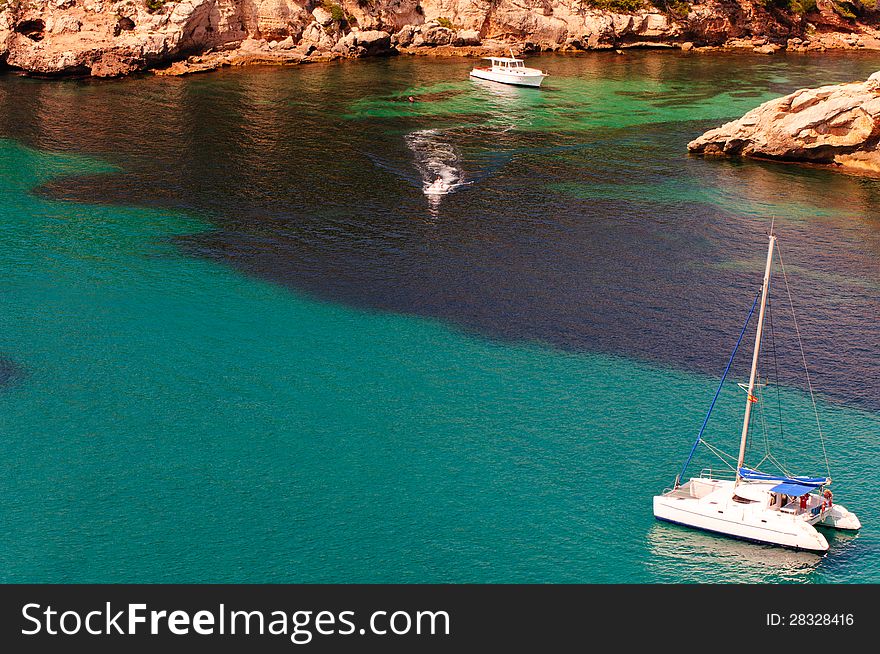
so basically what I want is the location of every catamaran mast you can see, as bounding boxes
[735,233,776,486]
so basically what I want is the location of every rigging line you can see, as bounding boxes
[700,439,738,462]
[744,254,772,472]
[751,375,771,469]
[750,379,760,461]
[767,294,785,447]
[746,451,789,476]
[766,452,792,477]
[757,373,771,459]
[701,442,737,470]
[745,370,766,464]
[676,290,762,486]
[775,240,832,480]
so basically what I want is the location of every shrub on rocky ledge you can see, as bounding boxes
[763,0,818,15]
[795,0,818,13]
[831,0,858,19]
[144,0,168,13]
[321,0,347,23]
[651,0,691,17]
[583,0,646,12]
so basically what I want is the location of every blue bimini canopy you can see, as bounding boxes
[739,468,829,487]
[770,482,815,497]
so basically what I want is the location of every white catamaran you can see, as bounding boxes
[653,233,861,553]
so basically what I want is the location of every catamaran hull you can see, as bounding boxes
[653,495,830,553]
[654,516,830,554]
[469,68,546,87]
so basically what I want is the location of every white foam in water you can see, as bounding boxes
[404,129,467,204]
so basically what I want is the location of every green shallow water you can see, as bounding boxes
[2,51,880,583]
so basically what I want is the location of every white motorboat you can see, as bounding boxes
[469,56,547,88]
[653,233,861,554]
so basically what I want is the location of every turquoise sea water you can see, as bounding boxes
[2,52,880,583]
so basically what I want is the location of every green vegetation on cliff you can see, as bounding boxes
[584,0,646,11]
[832,0,858,19]
[763,0,817,14]
[321,0,347,22]
[653,0,691,16]
[144,0,168,13]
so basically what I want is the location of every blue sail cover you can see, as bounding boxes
[770,482,815,497]
[739,468,829,487]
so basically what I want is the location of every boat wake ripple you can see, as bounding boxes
[404,129,469,207]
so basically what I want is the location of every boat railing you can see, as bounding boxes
[661,484,695,498]
[699,468,736,481]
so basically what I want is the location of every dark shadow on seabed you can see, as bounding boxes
[1,53,880,586]
[2,52,880,410]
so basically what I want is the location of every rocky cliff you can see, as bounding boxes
[1,0,879,77]
[689,71,880,174]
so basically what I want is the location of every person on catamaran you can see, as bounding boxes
[823,489,833,508]
[799,493,808,514]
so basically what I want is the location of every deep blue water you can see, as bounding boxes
[1,51,879,583]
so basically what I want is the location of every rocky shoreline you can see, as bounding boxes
[1,0,880,78]
[689,70,880,175]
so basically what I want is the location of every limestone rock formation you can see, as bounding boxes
[1,1,880,77]
[688,71,880,174]
[0,0,252,76]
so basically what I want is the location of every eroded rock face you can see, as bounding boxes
[333,28,392,56]
[688,72,880,174]
[1,0,252,76]
[1,1,879,77]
